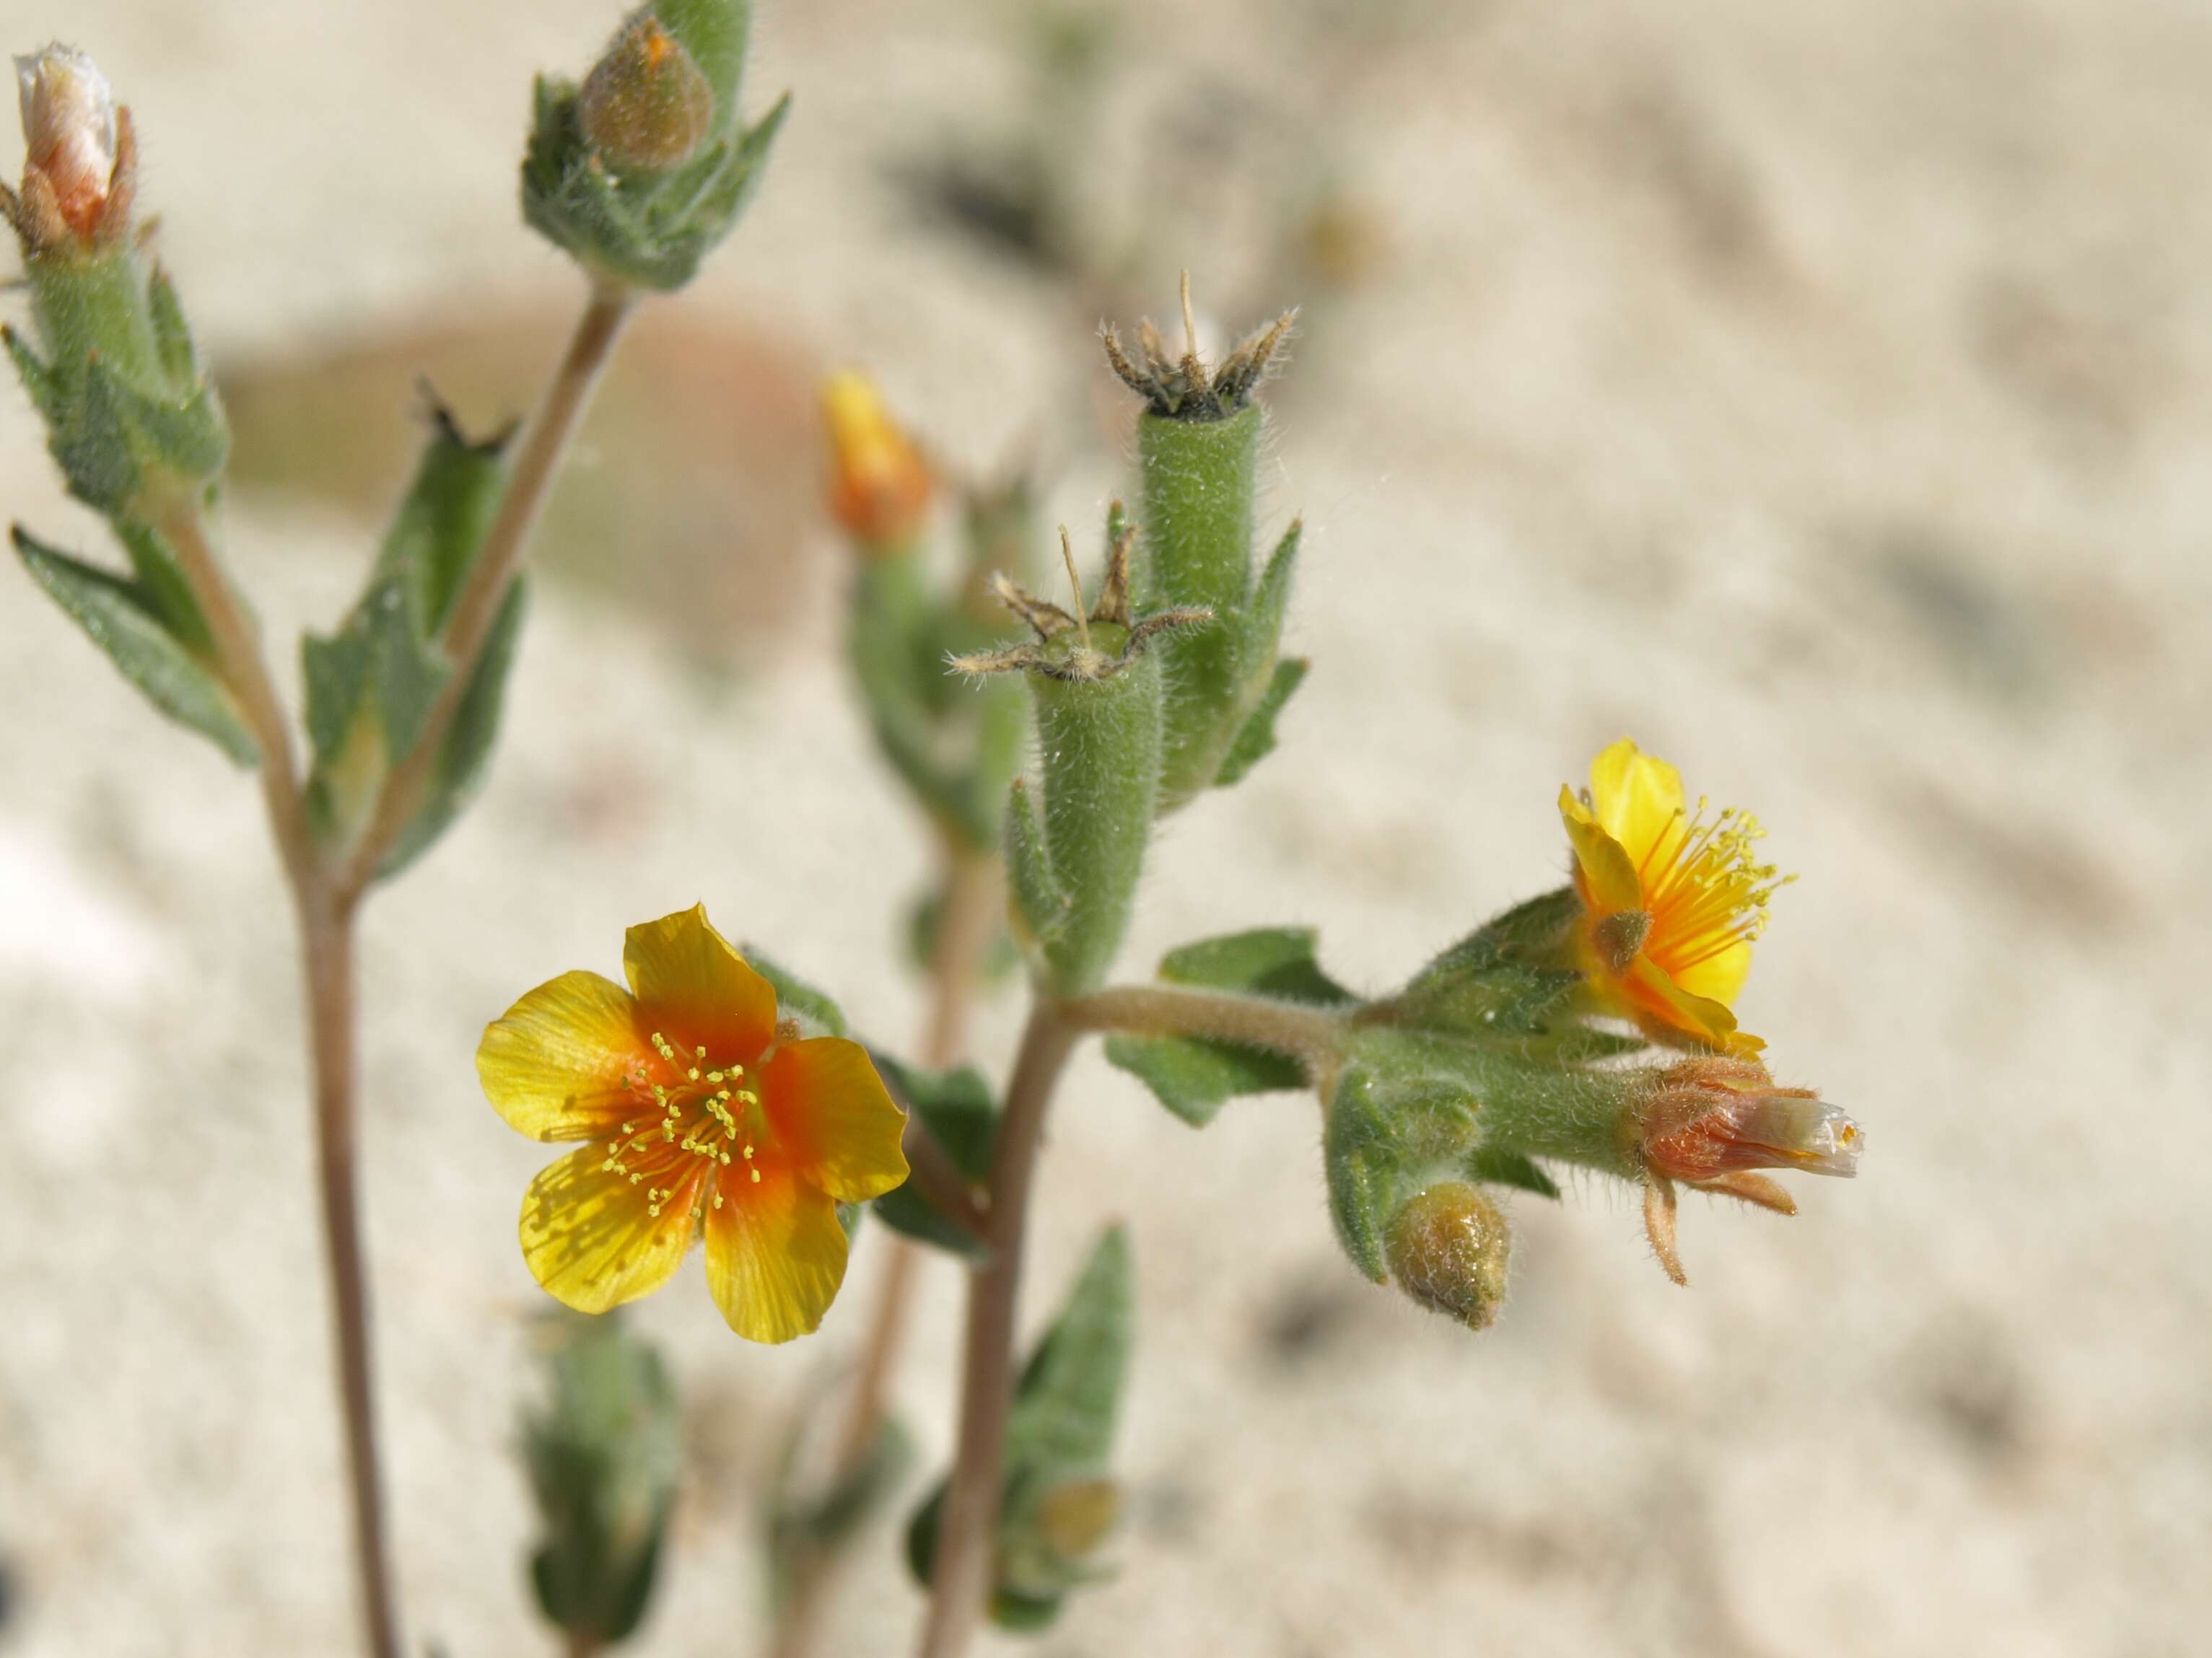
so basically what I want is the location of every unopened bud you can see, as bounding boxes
[1386,1181,1511,1332]
[578,14,714,173]
[823,370,933,551]
[1639,1055,1862,1184]
[10,43,129,250]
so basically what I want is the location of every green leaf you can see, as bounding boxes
[1213,654,1307,787]
[906,1226,1134,1628]
[871,1055,997,1177]
[1104,926,1353,1126]
[1156,925,1355,1005]
[766,1413,914,1610]
[870,1053,996,1259]
[113,522,213,655]
[12,526,257,765]
[1465,1146,1562,1200]
[1101,1032,1291,1128]
[741,947,850,1038]
[522,1310,681,1646]
[375,577,529,879]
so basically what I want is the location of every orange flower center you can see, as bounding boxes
[599,1030,772,1219]
[1635,800,1791,977]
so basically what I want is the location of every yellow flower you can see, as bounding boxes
[478,905,909,1343]
[1557,738,1789,1054]
[822,369,932,551]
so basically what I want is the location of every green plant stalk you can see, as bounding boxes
[914,1001,1078,1658]
[1134,405,1259,802]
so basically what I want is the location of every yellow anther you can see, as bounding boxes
[713,1193,724,1209]
[742,1143,754,1159]
[750,1167,761,1183]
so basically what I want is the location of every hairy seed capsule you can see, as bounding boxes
[578,14,714,173]
[1386,1182,1511,1332]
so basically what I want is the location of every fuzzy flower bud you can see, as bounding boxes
[577,13,714,173]
[9,43,131,251]
[1385,1181,1511,1331]
[1638,1056,1862,1184]
[822,371,933,551]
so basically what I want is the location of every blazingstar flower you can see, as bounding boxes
[1559,737,1790,1054]
[1633,1054,1862,1285]
[822,370,932,551]
[478,905,909,1343]
[6,43,131,251]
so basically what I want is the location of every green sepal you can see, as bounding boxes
[12,525,257,765]
[652,0,752,135]
[16,250,228,514]
[523,62,788,291]
[373,578,529,879]
[1465,1146,1562,1200]
[741,947,850,1038]
[1386,887,1591,1050]
[1325,1068,1490,1281]
[907,1227,1133,1628]
[1028,635,1163,994]
[1103,926,1352,1126]
[1003,778,1069,960]
[1213,655,1308,788]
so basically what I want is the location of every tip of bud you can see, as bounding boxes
[11,42,124,249]
[578,14,714,174]
[822,369,933,551]
[1386,1182,1511,1332]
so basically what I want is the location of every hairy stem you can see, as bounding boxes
[771,846,1002,1658]
[302,893,401,1658]
[914,999,1077,1658]
[157,504,318,892]
[162,500,400,1658]
[1056,981,1348,1074]
[341,281,636,895]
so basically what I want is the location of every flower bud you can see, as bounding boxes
[822,370,933,551]
[1638,1056,1862,1183]
[577,13,714,173]
[1386,1181,1511,1331]
[10,43,130,250]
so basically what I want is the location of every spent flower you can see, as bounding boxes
[479,905,910,1342]
[1560,737,1791,1054]
[1632,1053,1861,1285]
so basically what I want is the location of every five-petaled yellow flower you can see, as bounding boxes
[1558,738,1790,1055]
[478,905,909,1343]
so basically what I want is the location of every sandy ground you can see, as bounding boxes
[4,0,2210,1654]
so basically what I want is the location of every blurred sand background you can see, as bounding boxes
[4,0,2210,1653]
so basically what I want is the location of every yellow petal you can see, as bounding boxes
[520,1146,701,1315]
[704,1168,849,1343]
[478,970,648,1142]
[758,1036,911,1203]
[1588,739,1686,872]
[1627,955,1741,1049]
[623,903,778,1062]
[1559,786,1643,914]
[1668,936,1752,1009]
